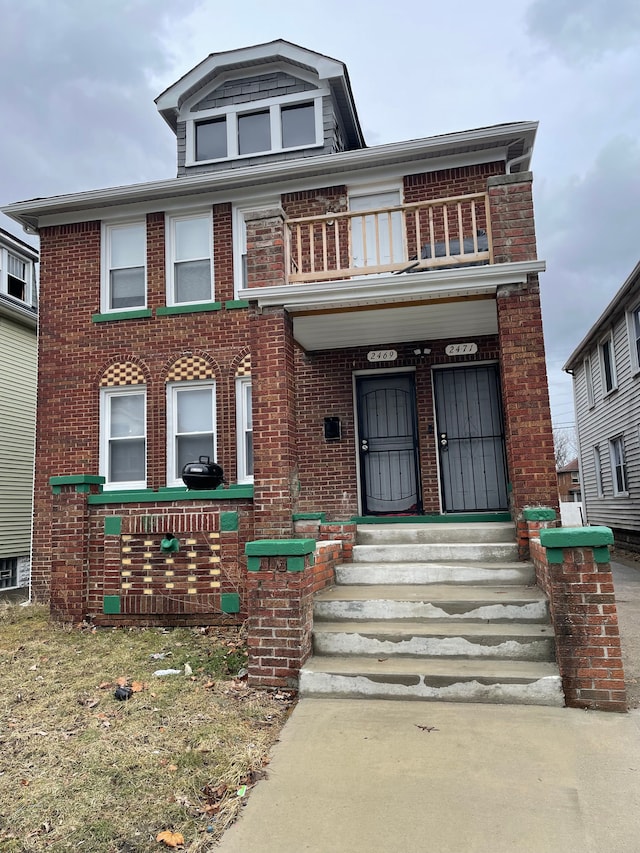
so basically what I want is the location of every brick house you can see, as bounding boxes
[557,458,581,503]
[3,41,558,649]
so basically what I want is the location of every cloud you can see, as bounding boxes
[526,0,640,64]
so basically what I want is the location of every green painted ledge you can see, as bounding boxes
[225,300,249,309]
[540,526,613,564]
[92,309,152,323]
[523,507,557,521]
[50,475,105,494]
[293,513,327,522]
[246,539,316,557]
[88,485,253,504]
[156,302,222,316]
[352,512,511,524]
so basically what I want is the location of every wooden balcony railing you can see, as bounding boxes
[286,192,493,283]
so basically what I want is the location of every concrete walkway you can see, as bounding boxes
[220,699,640,852]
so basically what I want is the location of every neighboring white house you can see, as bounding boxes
[0,227,38,596]
[564,260,640,550]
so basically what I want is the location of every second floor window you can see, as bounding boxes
[0,247,35,306]
[100,387,146,489]
[102,222,146,312]
[584,354,594,408]
[166,213,214,305]
[599,334,617,395]
[630,305,640,373]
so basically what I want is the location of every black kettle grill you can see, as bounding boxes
[181,456,225,490]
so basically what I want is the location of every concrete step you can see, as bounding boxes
[312,621,555,661]
[356,522,516,545]
[336,561,535,586]
[352,542,519,563]
[313,584,549,623]
[299,655,564,706]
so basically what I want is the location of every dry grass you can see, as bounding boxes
[0,603,295,851]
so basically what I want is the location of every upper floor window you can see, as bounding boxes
[100,387,146,489]
[599,334,617,395]
[167,382,216,487]
[102,222,146,312]
[628,305,640,374]
[236,377,253,483]
[0,247,34,306]
[166,212,214,305]
[609,435,628,496]
[349,189,403,269]
[584,354,594,408]
[187,94,323,165]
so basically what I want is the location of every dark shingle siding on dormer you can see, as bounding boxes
[192,72,317,112]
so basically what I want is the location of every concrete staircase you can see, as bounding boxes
[299,522,564,706]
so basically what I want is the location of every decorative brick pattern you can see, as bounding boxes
[165,355,215,382]
[100,362,146,386]
[235,354,251,376]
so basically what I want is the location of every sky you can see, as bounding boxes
[1,0,639,434]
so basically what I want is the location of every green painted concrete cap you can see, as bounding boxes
[221,511,239,532]
[540,526,614,548]
[104,516,122,536]
[523,507,557,521]
[103,595,121,615]
[221,593,240,613]
[245,538,316,556]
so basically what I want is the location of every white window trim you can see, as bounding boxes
[165,209,214,306]
[584,354,595,409]
[236,376,253,484]
[99,386,147,490]
[0,246,34,307]
[626,304,640,376]
[185,91,324,166]
[100,220,147,314]
[166,380,217,487]
[232,200,278,298]
[609,435,628,497]
[593,445,604,498]
[599,332,617,396]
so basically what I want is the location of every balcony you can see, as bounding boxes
[286,192,493,284]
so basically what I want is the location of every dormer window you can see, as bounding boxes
[187,94,323,165]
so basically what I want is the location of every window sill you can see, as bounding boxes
[92,309,152,323]
[612,492,630,499]
[88,484,254,504]
[602,387,619,398]
[157,302,222,316]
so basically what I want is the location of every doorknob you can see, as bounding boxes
[439,432,448,450]
[361,439,369,452]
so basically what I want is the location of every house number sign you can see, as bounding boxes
[445,342,478,356]
[367,350,397,362]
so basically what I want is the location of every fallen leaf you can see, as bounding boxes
[131,681,146,693]
[116,676,128,687]
[203,681,216,690]
[98,682,111,690]
[20,779,30,787]
[156,829,184,848]
[167,764,178,772]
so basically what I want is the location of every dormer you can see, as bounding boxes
[155,40,365,177]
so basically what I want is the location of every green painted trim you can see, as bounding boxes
[221,592,241,613]
[221,511,239,532]
[293,513,327,522]
[103,595,121,615]
[50,475,105,494]
[593,546,612,564]
[523,507,557,521]
[545,547,565,565]
[88,485,254,504]
[92,309,152,323]
[247,556,261,572]
[160,536,180,553]
[104,516,122,536]
[286,556,306,572]
[540,526,614,549]
[156,302,222,316]
[352,512,511,524]
[245,538,316,557]
[225,300,249,309]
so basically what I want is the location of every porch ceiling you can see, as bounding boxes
[239,260,545,352]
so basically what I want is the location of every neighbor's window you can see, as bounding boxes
[609,436,628,495]
[166,212,213,305]
[630,305,640,373]
[594,446,604,497]
[100,387,146,488]
[0,558,17,589]
[236,377,253,483]
[102,222,146,311]
[584,354,595,408]
[0,248,34,306]
[167,382,216,486]
[599,334,617,394]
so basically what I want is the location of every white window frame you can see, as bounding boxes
[584,354,595,409]
[609,435,628,496]
[348,185,404,269]
[627,304,640,375]
[166,380,216,487]
[0,246,34,306]
[99,386,147,490]
[236,377,253,483]
[100,220,147,314]
[599,333,617,395]
[185,91,324,166]
[593,445,604,497]
[0,557,18,590]
[165,210,214,306]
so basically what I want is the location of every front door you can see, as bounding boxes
[356,373,421,515]
[433,364,508,512]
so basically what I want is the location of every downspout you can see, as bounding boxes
[506,147,532,174]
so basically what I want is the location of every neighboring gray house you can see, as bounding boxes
[564,260,640,550]
[0,227,38,595]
